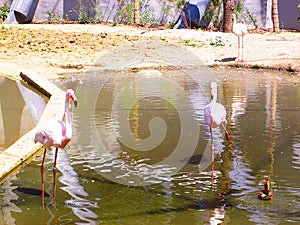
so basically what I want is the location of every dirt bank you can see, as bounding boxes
[0,24,299,80]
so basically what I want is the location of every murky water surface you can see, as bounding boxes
[0,68,300,224]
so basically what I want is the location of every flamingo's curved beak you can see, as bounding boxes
[69,93,78,108]
[74,100,78,108]
[69,92,78,108]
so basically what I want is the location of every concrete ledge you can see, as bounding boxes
[0,62,65,183]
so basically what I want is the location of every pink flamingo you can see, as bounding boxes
[34,89,77,207]
[204,82,230,166]
[232,13,248,62]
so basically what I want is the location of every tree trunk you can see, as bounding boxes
[223,0,235,32]
[272,0,280,32]
[134,0,140,24]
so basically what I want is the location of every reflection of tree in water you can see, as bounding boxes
[266,79,277,177]
[0,78,25,149]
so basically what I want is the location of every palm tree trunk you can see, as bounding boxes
[223,0,235,32]
[134,0,140,24]
[272,0,280,32]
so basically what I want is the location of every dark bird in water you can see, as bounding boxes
[258,178,274,200]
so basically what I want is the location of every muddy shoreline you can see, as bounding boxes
[0,24,299,80]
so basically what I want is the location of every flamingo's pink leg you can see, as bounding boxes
[210,126,214,164]
[210,126,215,185]
[40,148,47,209]
[241,36,244,62]
[238,36,241,62]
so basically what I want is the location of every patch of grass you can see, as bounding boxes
[17,27,30,31]
[183,39,204,47]
[0,25,9,30]
[210,36,225,46]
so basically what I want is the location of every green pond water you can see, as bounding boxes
[0,68,299,224]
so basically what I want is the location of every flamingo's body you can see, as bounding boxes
[34,89,77,207]
[204,82,230,165]
[232,13,247,62]
[258,178,274,200]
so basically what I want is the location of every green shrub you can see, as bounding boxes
[298,4,300,24]
[140,4,157,26]
[0,2,10,21]
[48,11,62,22]
[69,0,96,23]
[117,3,134,23]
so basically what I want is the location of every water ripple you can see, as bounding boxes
[292,134,300,170]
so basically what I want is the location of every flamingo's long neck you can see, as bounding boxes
[211,86,217,103]
[232,15,239,36]
[64,96,72,138]
[232,17,236,30]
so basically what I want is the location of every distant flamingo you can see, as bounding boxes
[34,89,77,208]
[232,13,248,62]
[204,82,230,165]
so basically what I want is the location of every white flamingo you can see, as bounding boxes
[204,82,230,165]
[232,13,248,62]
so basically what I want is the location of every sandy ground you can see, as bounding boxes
[0,23,300,80]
